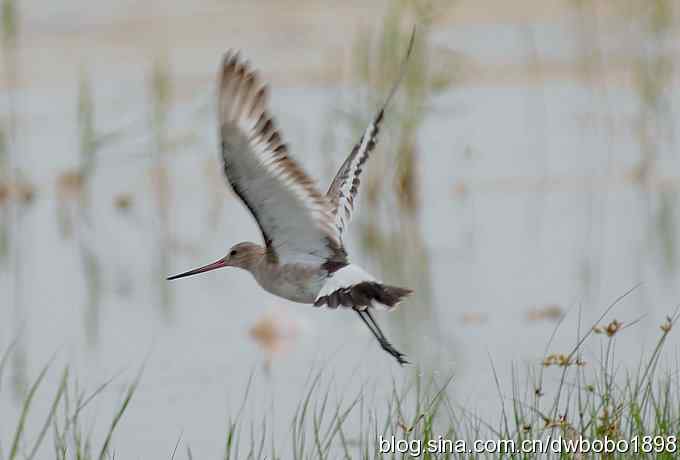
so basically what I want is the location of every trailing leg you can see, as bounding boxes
[356,310,409,365]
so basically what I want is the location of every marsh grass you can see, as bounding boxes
[217,299,680,458]
[149,52,175,319]
[1,294,680,458]
[0,350,141,460]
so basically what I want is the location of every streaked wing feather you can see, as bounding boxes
[326,28,416,235]
[219,51,345,266]
[326,109,383,236]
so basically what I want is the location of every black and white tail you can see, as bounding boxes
[314,265,412,310]
[314,265,412,365]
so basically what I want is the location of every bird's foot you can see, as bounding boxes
[378,338,409,366]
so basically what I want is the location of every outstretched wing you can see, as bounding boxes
[326,28,415,236]
[219,51,345,266]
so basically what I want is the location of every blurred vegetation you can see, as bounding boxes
[80,240,102,347]
[149,52,175,319]
[329,0,460,366]
[150,53,173,224]
[626,0,679,276]
[0,0,16,261]
[0,123,8,259]
[0,0,28,407]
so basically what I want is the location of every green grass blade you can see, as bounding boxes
[97,368,142,460]
[8,360,51,460]
[27,367,68,460]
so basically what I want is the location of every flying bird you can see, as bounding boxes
[168,31,416,365]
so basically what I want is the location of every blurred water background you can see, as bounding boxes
[1,0,680,457]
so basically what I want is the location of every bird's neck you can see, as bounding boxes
[250,253,287,291]
[242,246,268,275]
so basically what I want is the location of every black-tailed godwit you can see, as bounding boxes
[168,31,416,365]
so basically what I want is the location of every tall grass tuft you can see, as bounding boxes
[220,298,680,458]
[0,344,141,460]
[97,373,141,460]
[1,300,680,458]
[7,360,51,460]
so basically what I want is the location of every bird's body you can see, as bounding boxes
[168,31,416,365]
[253,258,327,304]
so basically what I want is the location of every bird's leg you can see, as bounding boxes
[365,310,409,365]
[356,310,399,361]
[356,310,382,343]
[356,310,409,365]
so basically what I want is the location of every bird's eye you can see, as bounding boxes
[230,250,237,257]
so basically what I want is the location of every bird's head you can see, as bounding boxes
[224,242,264,269]
[166,241,264,280]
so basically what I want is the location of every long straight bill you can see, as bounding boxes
[166,258,227,280]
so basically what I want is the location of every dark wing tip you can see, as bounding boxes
[219,49,271,130]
